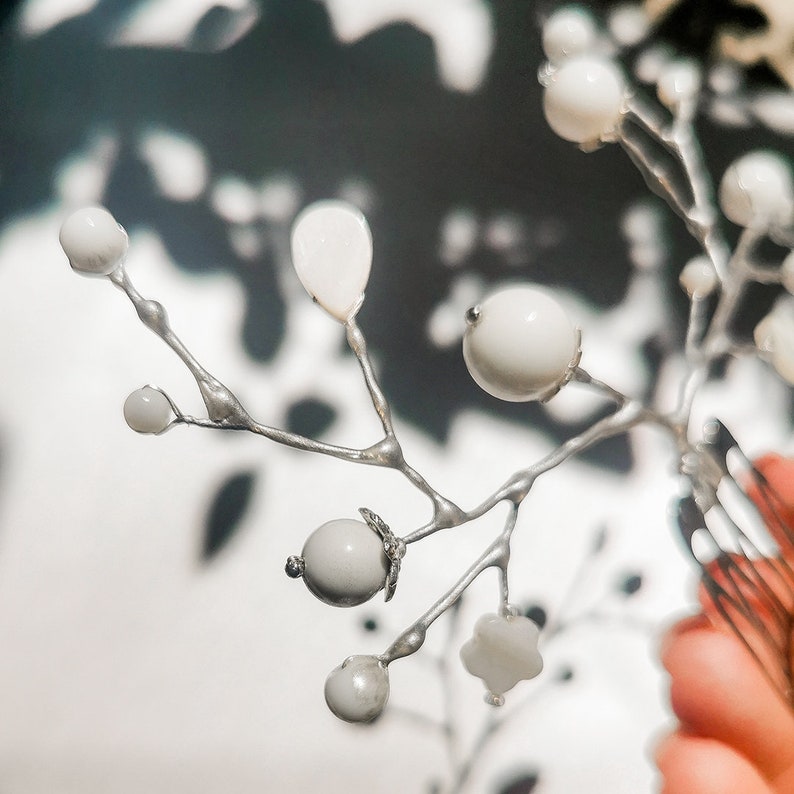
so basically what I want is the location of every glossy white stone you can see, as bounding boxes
[290,200,373,322]
[656,59,701,109]
[781,251,794,295]
[754,299,794,385]
[301,518,388,607]
[460,613,543,698]
[463,285,578,402]
[324,655,389,723]
[542,6,597,62]
[123,386,173,434]
[59,206,128,276]
[543,56,625,144]
[718,150,794,229]
[679,255,717,297]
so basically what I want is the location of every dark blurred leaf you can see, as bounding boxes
[523,603,547,630]
[618,572,643,597]
[286,397,337,438]
[202,469,257,561]
[497,771,540,794]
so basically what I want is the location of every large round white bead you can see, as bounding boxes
[542,6,597,63]
[59,206,128,276]
[123,387,173,434]
[543,56,625,144]
[679,255,717,298]
[324,655,389,723]
[301,519,387,607]
[290,200,373,323]
[463,286,577,402]
[718,150,794,229]
[781,251,794,295]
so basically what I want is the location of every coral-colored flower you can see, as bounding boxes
[658,455,794,793]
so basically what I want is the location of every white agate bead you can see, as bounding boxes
[463,286,578,402]
[59,206,128,276]
[718,150,794,229]
[460,613,543,700]
[679,255,717,297]
[325,655,389,723]
[300,519,388,607]
[542,6,597,63]
[123,386,173,434]
[290,200,373,323]
[656,59,701,109]
[543,56,625,144]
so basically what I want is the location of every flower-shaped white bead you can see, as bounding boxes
[718,150,794,229]
[543,56,625,145]
[299,518,388,607]
[290,200,373,323]
[542,5,597,63]
[123,386,173,434]
[59,206,128,276]
[463,285,578,402]
[325,655,390,723]
[460,613,543,703]
[754,298,794,385]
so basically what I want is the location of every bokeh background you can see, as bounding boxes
[0,1,792,792]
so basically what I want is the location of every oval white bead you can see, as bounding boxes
[463,286,577,402]
[59,206,128,276]
[301,518,387,607]
[656,59,701,109]
[123,386,173,434]
[718,150,794,229]
[324,655,389,723]
[679,255,717,297]
[290,200,373,323]
[543,56,625,144]
[542,5,597,63]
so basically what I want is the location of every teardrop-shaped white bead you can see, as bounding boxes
[59,206,128,276]
[290,200,373,323]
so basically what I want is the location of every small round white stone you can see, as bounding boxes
[543,56,625,144]
[463,286,577,402]
[542,6,597,63]
[679,255,717,297]
[123,386,173,434]
[290,200,373,322]
[325,655,389,723]
[301,518,388,607]
[59,206,128,276]
[656,59,701,109]
[718,150,794,229]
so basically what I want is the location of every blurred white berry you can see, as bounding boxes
[460,613,543,703]
[123,386,173,434]
[781,250,794,295]
[324,655,389,723]
[679,255,717,298]
[542,5,597,63]
[656,59,701,110]
[59,206,128,276]
[290,518,388,607]
[718,151,794,229]
[754,298,794,385]
[607,3,650,48]
[543,56,625,145]
[290,200,372,322]
[463,285,579,402]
